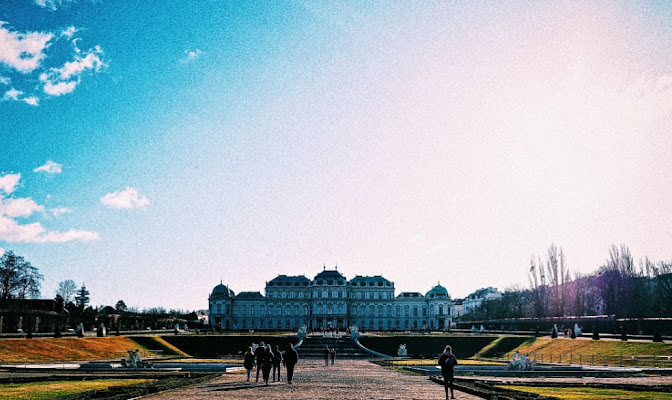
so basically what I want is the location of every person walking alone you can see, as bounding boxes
[323,346,330,366]
[243,346,255,382]
[272,344,283,382]
[438,345,458,399]
[284,343,298,384]
[330,347,336,366]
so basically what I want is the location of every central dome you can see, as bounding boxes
[426,284,449,299]
[211,283,234,298]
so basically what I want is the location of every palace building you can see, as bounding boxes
[208,268,452,331]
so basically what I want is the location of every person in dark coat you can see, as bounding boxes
[438,345,458,399]
[323,346,330,366]
[284,343,298,384]
[243,346,255,382]
[261,344,274,385]
[330,347,336,366]
[272,345,283,382]
[254,341,265,382]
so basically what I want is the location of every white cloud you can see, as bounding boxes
[0,22,53,73]
[0,197,44,218]
[100,187,150,209]
[0,77,9,85]
[0,173,98,243]
[43,80,77,96]
[61,26,77,38]
[49,207,73,217]
[34,0,78,11]
[23,96,39,106]
[41,45,105,97]
[4,88,22,101]
[0,173,21,195]
[181,49,204,64]
[33,160,63,174]
[0,215,99,243]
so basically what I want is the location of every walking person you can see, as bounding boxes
[261,344,274,385]
[438,345,458,399]
[243,346,255,382]
[284,343,298,384]
[330,347,336,366]
[254,341,265,382]
[272,344,283,382]
[323,346,330,366]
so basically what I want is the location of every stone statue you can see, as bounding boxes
[298,325,308,340]
[121,349,152,368]
[397,344,408,357]
[350,325,360,339]
[508,351,535,371]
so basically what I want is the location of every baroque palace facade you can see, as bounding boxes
[208,268,452,331]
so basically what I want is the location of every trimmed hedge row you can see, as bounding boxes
[359,335,497,358]
[161,335,298,357]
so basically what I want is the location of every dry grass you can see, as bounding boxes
[499,385,672,400]
[510,338,672,357]
[0,337,149,363]
[0,379,150,399]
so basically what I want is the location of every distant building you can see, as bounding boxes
[208,268,453,331]
[462,287,502,315]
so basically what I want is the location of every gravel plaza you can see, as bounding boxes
[141,359,481,400]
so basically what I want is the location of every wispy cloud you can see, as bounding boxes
[49,207,73,217]
[40,45,106,97]
[23,96,39,106]
[33,160,63,174]
[0,22,53,74]
[0,198,44,218]
[0,173,21,195]
[34,0,78,11]
[4,88,22,101]
[0,172,98,243]
[0,20,105,105]
[0,215,99,243]
[180,49,204,64]
[100,187,150,209]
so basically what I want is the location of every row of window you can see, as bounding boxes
[213,302,450,317]
[265,290,395,299]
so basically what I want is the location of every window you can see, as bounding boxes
[404,305,409,316]
[422,307,427,317]
[216,304,222,314]
[413,306,418,317]
[439,305,444,316]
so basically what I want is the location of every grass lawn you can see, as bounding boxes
[510,337,672,357]
[0,337,151,363]
[499,385,672,400]
[0,379,150,399]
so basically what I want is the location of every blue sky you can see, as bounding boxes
[2,1,672,311]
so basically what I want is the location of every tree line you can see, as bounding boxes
[465,244,672,321]
[1,250,196,318]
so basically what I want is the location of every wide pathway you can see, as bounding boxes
[142,360,482,400]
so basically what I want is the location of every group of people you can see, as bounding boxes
[323,346,336,366]
[243,342,299,385]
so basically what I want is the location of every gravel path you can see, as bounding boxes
[141,360,482,400]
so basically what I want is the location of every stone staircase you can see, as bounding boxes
[296,336,371,359]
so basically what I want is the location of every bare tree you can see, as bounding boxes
[0,251,43,300]
[55,279,77,304]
